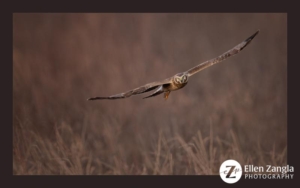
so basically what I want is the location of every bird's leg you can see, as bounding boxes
[164,91,171,100]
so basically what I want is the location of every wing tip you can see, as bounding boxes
[245,30,260,42]
[87,97,108,100]
[240,30,260,51]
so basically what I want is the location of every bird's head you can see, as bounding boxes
[173,73,188,85]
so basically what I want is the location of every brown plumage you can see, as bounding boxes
[88,30,259,101]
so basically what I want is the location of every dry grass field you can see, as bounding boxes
[13,13,287,175]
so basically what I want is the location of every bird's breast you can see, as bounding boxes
[166,82,188,91]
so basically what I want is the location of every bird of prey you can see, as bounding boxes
[88,30,259,101]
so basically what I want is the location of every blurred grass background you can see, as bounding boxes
[13,13,287,175]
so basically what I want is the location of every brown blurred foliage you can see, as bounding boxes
[13,13,287,175]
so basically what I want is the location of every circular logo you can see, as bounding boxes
[219,159,242,184]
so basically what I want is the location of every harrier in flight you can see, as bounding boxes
[88,30,259,101]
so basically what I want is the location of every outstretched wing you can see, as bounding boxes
[88,77,172,100]
[185,30,259,77]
